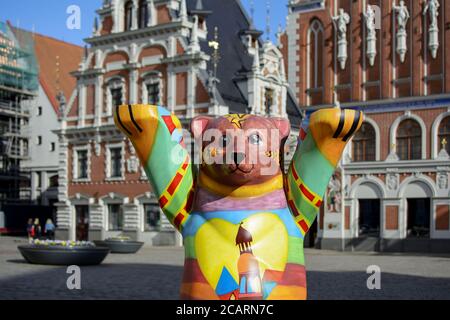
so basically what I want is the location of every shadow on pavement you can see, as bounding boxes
[1,261,450,299]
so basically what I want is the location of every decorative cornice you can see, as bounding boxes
[85,21,191,46]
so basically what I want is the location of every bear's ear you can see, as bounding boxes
[270,118,291,140]
[191,116,213,140]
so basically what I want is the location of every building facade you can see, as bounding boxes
[55,0,301,245]
[13,30,84,211]
[0,21,36,232]
[284,0,450,252]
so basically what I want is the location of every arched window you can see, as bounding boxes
[125,0,133,31]
[352,122,376,162]
[438,116,450,154]
[138,0,148,28]
[397,119,422,160]
[306,20,324,105]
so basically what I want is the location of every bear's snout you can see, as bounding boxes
[233,152,245,165]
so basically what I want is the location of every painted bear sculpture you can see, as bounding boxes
[114,105,363,300]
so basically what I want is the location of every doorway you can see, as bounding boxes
[407,198,430,238]
[304,220,318,248]
[75,205,89,241]
[358,199,380,237]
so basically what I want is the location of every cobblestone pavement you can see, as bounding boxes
[1,236,450,300]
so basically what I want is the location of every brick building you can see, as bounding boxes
[283,0,450,252]
[55,0,301,245]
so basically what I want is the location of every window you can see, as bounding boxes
[139,0,148,28]
[49,174,59,188]
[125,0,133,31]
[147,82,160,105]
[108,204,123,231]
[111,87,123,108]
[397,119,422,160]
[77,150,88,179]
[110,147,122,178]
[35,172,42,189]
[307,20,324,105]
[50,142,56,152]
[37,136,42,145]
[352,122,376,162]
[438,116,450,154]
[37,106,42,116]
[144,204,161,230]
[264,88,274,116]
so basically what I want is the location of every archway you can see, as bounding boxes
[401,181,433,238]
[354,182,383,238]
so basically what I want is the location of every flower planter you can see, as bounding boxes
[94,239,144,254]
[18,240,110,266]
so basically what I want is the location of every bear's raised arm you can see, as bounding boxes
[286,108,363,236]
[114,105,194,231]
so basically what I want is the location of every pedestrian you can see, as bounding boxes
[32,218,42,240]
[26,218,33,243]
[45,218,55,240]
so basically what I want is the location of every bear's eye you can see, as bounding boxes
[220,135,230,148]
[249,133,262,145]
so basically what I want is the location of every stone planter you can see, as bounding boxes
[18,244,110,266]
[94,239,144,254]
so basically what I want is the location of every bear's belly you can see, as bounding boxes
[180,209,307,300]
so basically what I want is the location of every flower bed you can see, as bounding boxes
[94,236,144,254]
[18,240,110,266]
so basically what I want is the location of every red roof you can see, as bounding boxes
[10,23,83,114]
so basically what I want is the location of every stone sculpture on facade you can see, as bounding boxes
[114,104,363,300]
[424,0,440,59]
[364,4,377,66]
[332,8,350,70]
[393,0,410,63]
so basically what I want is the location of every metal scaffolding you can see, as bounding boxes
[0,21,38,205]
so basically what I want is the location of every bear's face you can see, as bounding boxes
[191,114,290,186]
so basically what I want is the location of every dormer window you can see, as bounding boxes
[111,87,123,108]
[125,0,133,31]
[106,77,126,115]
[139,0,148,28]
[141,71,163,105]
[264,88,274,116]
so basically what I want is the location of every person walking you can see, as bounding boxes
[32,218,42,240]
[26,218,33,243]
[44,219,55,240]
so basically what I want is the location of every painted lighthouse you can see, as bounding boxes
[235,222,263,300]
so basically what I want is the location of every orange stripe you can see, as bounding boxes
[159,196,168,208]
[288,200,300,217]
[167,173,183,195]
[315,199,323,208]
[174,213,185,229]
[291,165,299,181]
[299,184,315,202]
[298,220,309,233]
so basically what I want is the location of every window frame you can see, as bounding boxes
[108,204,124,231]
[125,0,134,31]
[352,122,376,162]
[396,119,422,161]
[141,72,163,105]
[105,142,125,181]
[72,145,91,182]
[438,116,450,155]
[306,19,325,105]
[105,77,126,116]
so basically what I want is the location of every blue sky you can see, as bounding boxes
[0,0,288,46]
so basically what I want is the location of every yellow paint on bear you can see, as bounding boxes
[195,213,289,290]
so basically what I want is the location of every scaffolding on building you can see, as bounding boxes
[0,21,38,206]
